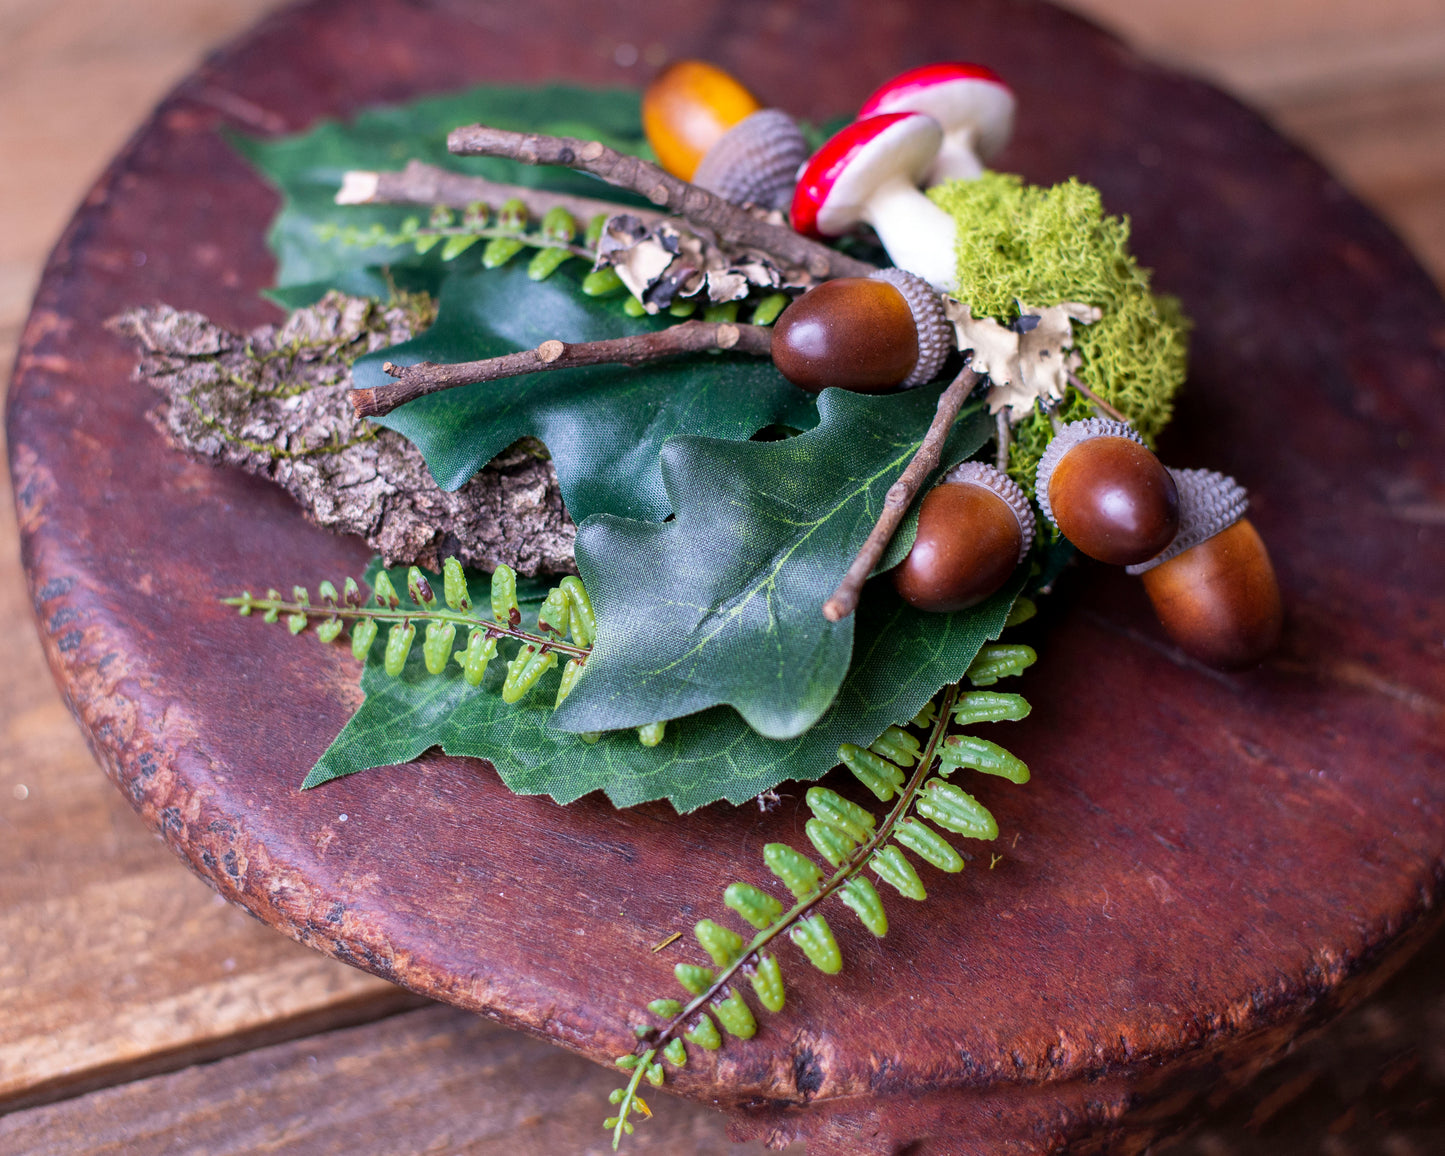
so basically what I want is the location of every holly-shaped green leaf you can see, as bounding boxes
[304,559,1023,813]
[551,388,992,739]
[351,261,818,522]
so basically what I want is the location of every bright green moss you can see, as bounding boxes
[929,173,1190,495]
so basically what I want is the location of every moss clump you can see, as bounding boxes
[929,172,1189,495]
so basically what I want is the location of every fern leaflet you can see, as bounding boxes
[605,641,1037,1148]
[226,559,665,746]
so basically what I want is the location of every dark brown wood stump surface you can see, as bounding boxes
[7,0,1444,1152]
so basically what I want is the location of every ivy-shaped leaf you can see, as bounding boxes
[552,387,992,739]
[352,262,818,522]
[306,557,1023,813]
[231,84,654,291]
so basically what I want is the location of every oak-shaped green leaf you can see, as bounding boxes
[353,261,818,522]
[305,559,1023,813]
[232,85,653,291]
[550,388,992,738]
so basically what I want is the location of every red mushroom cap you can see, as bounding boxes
[791,112,942,238]
[858,62,1014,163]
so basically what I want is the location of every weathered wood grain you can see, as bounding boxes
[2,0,1444,1151]
[10,2,1445,1154]
[0,1004,797,1155]
[0,379,414,1113]
[0,568,414,1112]
[1155,917,1445,1152]
[6,910,1442,1154]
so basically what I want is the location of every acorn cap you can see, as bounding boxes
[869,267,954,386]
[1034,418,1145,530]
[941,459,1036,561]
[692,109,810,211]
[1124,469,1248,574]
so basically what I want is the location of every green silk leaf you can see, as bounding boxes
[353,262,818,522]
[552,388,992,739]
[305,560,1024,813]
[234,82,818,520]
[231,84,654,291]
[239,82,1032,810]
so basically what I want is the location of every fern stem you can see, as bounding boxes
[610,1048,655,1151]
[646,681,964,1052]
[222,593,590,660]
[336,160,659,228]
[405,224,596,260]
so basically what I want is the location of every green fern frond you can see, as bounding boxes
[322,202,796,324]
[319,201,595,278]
[223,558,664,748]
[605,643,1038,1148]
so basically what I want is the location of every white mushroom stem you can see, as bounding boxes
[928,127,987,184]
[861,176,959,292]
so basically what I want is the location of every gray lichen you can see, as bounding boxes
[110,291,576,576]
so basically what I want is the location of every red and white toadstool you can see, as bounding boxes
[858,62,1016,184]
[792,112,959,291]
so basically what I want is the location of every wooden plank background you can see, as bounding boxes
[2,1,1442,1151]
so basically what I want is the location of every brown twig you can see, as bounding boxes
[349,320,774,419]
[1066,371,1127,422]
[822,366,983,622]
[447,125,877,282]
[336,159,662,227]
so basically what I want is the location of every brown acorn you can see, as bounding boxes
[1126,469,1282,669]
[1035,419,1180,566]
[893,462,1036,613]
[642,60,761,181]
[771,269,953,394]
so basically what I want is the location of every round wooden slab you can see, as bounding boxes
[9,1,1445,1152]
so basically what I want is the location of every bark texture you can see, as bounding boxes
[110,292,577,575]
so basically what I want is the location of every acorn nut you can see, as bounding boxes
[642,60,762,181]
[893,462,1035,613]
[1036,419,1180,566]
[1126,469,1282,669]
[771,269,953,393]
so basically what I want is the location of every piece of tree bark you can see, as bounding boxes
[447,125,878,281]
[110,292,577,576]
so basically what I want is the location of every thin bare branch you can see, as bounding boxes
[822,366,983,622]
[337,159,661,227]
[350,320,774,419]
[447,124,877,282]
[1066,370,1127,422]
[994,409,1011,473]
